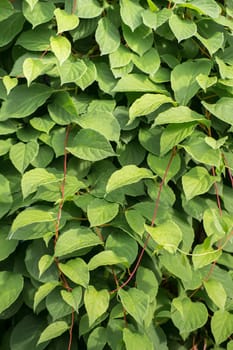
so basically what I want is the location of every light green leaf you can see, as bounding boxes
[23,1,55,28]
[122,24,153,56]
[57,58,87,85]
[120,0,143,31]
[84,286,109,326]
[129,93,175,122]
[196,73,217,92]
[216,56,233,79]
[0,12,24,47]
[181,132,221,167]
[0,173,13,219]
[145,221,182,253]
[211,310,233,344]
[87,198,119,227]
[192,238,222,269]
[54,8,79,34]
[96,17,120,55]
[0,271,24,314]
[9,208,57,240]
[88,250,128,270]
[76,0,103,18]
[147,152,181,183]
[30,115,55,134]
[106,165,153,193]
[203,208,228,241]
[169,14,197,42]
[21,168,58,199]
[182,166,217,200]
[0,228,17,262]
[9,141,39,174]
[38,255,54,278]
[109,45,133,68]
[133,48,160,75]
[205,136,228,150]
[154,106,209,127]
[48,91,79,125]
[0,84,52,121]
[136,266,158,302]
[24,0,38,10]
[67,129,115,161]
[0,138,13,156]
[171,59,211,105]
[106,231,138,266]
[196,32,224,56]
[50,36,71,65]
[204,279,226,310]
[202,98,233,126]
[171,296,208,339]
[34,281,60,311]
[123,328,153,350]
[178,0,221,18]
[55,227,103,257]
[23,58,54,86]
[87,327,107,350]
[37,321,69,344]
[2,76,18,95]
[59,258,89,287]
[76,59,97,90]
[160,122,196,155]
[142,8,171,29]
[113,73,166,93]
[61,287,82,313]
[118,288,150,326]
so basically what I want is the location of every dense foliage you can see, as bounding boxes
[0,0,233,349]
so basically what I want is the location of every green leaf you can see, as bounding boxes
[196,74,217,92]
[192,238,222,269]
[38,255,54,278]
[84,286,110,326]
[182,166,217,200]
[61,287,82,313]
[136,266,158,302]
[2,76,18,95]
[48,91,78,125]
[171,59,211,105]
[87,198,119,227]
[169,14,197,42]
[57,58,87,85]
[106,231,138,266]
[9,141,39,174]
[21,168,58,199]
[196,32,224,56]
[120,0,143,31]
[87,327,107,350]
[202,98,233,126]
[0,228,17,262]
[59,258,89,287]
[0,84,52,121]
[0,271,24,314]
[145,221,182,253]
[178,0,221,18]
[171,296,208,339]
[123,328,153,350]
[9,208,57,240]
[76,59,97,90]
[0,12,24,47]
[118,288,150,326]
[118,140,146,166]
[16,27,55,51]
[88,250,128,270]
[37,321,69,344]
[96,17,120,55]
[54,8,79,34]
[0,0,14,21]
[211,310,233,345]
[129,93,175,122]
[0,173,13,219]
[133,47,160,75]
[203,208,229,241]
[106,165,153,193]
[50,36,71,65]
[23,58,54,86]
[160,122,196,155]
[122,24,153,56]
[147,152,181,183]
[154,106,209,127]
[203,279,226,310]
[109,45,132,69]
[34,281,60,311]
[10,315,48,350]
[24,0,38,11]
[67,129,115,161]
[55,227,103,257]
[76,0,103,18]
[113,73,166,93]
[23,1,55,28]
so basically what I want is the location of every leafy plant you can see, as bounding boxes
[0,0,233,349]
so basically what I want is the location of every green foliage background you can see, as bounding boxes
[0,0,233,349]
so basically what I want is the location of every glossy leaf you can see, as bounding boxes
[84,286,109,326]
[34,281,60,311]
[88,250,128,270]
[50,36,71,65]
[59,258,89,287]
[54,8,79,34]
[37,321,69,344]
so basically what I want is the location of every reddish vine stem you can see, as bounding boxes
[222,153,233,188]
[211,167,222,217]
[68,309,75,350]
[110,147,177,294]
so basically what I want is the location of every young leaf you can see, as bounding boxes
[133,47,160,75]
[120,0,143,31]
[9,141,39,174]
[154,106,209,126]
[211,310,233,345]
[95,17,120,55]
[59,258,89,287]
[54,8,79,34]
[192,238,222,270]
[34,281,60,311]
[84,286,110,326]
[22,1,55,28]
[203,279,226,310]
[87,198,119,227]
[88,251,128,270]
[2,75,18,95]
[0,271,24,314]
[106,165,153,193]
[50,36,71,65]
[123,328,153,350]
[23,58,53,86]
[37,321,69,344]
[61,287,82,313]
[202,98,233,126]
[169,14,197,42]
